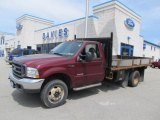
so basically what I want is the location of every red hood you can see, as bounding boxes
[14,54,69,68]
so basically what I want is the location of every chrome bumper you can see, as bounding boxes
[9,72,44,92]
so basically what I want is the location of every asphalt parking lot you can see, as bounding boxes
[0,58,160,120]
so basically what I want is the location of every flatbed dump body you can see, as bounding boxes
[111,57,152,71]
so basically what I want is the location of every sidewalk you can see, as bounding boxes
[0,57,5,60]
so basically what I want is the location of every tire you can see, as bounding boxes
[151,64,155,68]
[158,67,160,69]
[40,79,68,108]
[128,71,140,87]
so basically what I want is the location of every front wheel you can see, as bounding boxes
[41,79,68,108]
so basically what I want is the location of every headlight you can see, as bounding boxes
[26,67,39,78]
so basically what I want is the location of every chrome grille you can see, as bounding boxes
[12,62,26,78]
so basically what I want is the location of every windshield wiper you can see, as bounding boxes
[53,52,63,56]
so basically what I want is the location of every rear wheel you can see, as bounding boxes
[41,79,68,108]
[151,64,155,68]
[128,71,140,87]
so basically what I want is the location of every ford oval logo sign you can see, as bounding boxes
[124,18,135,29]
[16,23,23,31]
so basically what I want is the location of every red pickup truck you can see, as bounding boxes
[151,60,160,69]
[9,33,151,108]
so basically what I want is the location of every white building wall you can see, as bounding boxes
[76,17,98,38]
[16,15,54,49]
[5,37,17,50]
[93,1,142,56]
[35,17,97,46]
[0,32,15,56]
[5,37,18,56]
[114,7,143,57]
[35,23,75,44]
[143,42,160,61]
[93,8,117,55]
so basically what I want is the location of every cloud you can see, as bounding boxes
[0,0,87,33]
[0,0,85,22]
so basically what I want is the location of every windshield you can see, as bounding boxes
[50,41,82,57]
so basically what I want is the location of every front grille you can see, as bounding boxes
[12,62,26,79]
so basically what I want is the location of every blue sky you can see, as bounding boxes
[0,0,160,44]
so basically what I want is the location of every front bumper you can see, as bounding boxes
[9,72,44,93]
[8,60,13,64]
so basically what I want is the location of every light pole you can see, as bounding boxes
[85,0,89,38]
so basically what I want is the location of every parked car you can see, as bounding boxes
[6,48,38,65]
[9,33,152,108]
[0,50,4,57]
[151,59,160,69]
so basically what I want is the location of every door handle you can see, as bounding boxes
[68,64,75,68]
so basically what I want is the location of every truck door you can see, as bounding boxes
[84,43,104,84]
[76,43,104,86]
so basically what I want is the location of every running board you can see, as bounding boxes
[73,83,102,91]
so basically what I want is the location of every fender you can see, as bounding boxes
[40,67,75,88]
[40,67,71,79]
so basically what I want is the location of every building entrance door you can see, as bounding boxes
[121,43,134,57]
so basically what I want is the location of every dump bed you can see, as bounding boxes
[111,56,152,71]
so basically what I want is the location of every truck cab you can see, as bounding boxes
[151,59,160,69]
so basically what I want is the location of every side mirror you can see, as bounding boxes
[77,54,86,62]
[77,56,83,62]
[86,52,93,62]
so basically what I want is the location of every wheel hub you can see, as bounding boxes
[48,86,64,103]
[133,75,139,85]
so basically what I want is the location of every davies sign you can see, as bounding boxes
[43,28,69,40]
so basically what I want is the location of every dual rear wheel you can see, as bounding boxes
[128,71,141,87]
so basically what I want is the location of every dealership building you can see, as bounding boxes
[0,0,160,60]
[0,32,16,56]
